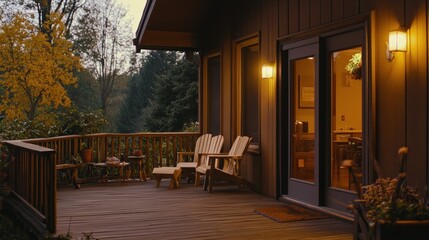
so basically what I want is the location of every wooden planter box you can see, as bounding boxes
[376,220,429,240]
[352,200,429,240]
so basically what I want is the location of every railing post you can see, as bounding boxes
[46,152,56,233]
[3,141,56,237]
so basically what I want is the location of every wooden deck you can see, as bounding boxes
[57,180,353,240]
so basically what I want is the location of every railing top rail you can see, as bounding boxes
[4,140,56,154]
[21,132,200,143]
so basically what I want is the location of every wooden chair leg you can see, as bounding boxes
[155,176,161,187]
[195,172,200,187]
[208,170,214,193]
[203,173,209,191]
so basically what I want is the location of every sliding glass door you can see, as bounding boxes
[281,28,369,211]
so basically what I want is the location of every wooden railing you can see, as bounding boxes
[25,132,200,173]
[3,132,199,236]
[3,140,56,238]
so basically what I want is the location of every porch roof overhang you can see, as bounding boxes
[133,0,214,52]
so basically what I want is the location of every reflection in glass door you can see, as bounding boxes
[291,58,315,183]
[285,41,319,205]
[330,47,363,191]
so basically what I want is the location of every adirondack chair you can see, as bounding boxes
[203,136,252,193]
[194,135,224,187]
[176,133,212,181]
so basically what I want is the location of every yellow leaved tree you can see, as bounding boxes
[0,13,81,122]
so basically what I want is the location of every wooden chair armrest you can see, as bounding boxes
[200,152,228,156]
[207,155,242,166]
[208,154,242,159]
[197,153,228,166]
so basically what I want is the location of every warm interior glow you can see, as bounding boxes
[262,64,273,79]
[388,30,407,52]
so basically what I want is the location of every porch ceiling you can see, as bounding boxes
[134,0,215,52]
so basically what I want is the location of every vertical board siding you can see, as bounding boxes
[300,0,310,30]
[320,0,333,24]
[343,0,359,18]
[310,0,321,27]
[278,0,289,37]
[331,0,344,20]
[427,0,429,195]
[279,0,373,38]
[289,0,300,33]
[359,0,372,13]
[406,0,428,190]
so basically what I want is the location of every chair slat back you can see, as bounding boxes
[202,135,224,168]
[193,134,212,162]
[228,136,251,156]
[223,136,252,175]
[209,135,224,153]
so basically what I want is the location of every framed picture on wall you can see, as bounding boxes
[298,75,314,108]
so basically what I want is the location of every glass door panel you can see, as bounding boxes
[330,47,363,191]
[285,41,319,205]
[291,58,315,182]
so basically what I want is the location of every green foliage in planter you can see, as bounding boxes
[349,147,429,240]
[362,177,429,225]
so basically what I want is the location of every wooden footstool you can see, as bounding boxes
[152,167,182,189]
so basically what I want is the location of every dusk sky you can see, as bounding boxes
[115,0,147,31]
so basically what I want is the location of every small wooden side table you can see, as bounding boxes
[127,155,147,181]
[93,162,129,183]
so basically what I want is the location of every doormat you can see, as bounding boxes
[254,205,328,223]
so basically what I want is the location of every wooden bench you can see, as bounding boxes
[152,167,182,189]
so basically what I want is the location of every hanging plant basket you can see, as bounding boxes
[346,52,362,80]
[351,67,362,80]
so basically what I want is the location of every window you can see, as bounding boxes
[203,53,221,135]
[236,37,260,144]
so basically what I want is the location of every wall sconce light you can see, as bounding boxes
[262,64,274,79]
[386,28,407,62]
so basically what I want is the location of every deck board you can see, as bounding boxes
[57,180,353,240]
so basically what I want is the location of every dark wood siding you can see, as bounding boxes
[405,0,428,189]
[278,0,372,37]
[310,0,321,27]
[374,0,428,193]
[198,0,429,198]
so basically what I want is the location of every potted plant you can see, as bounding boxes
[348,147,429,240]
[345,52,362,80]
[79,141,93,163]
